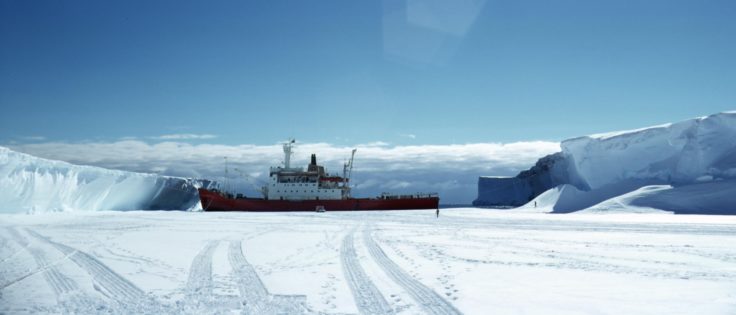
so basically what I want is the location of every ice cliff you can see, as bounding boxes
[474,111,736,213]
[0,146,209,213]
[473,152,578,207]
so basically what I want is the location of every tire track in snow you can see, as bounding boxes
[1,227,30,264]
[25,229,146,302]
[28,247,78,296]
[2,228,77,296]
[228,240,268,302]
[363,229,462,315]
[0,227,32,289]
[14,227,78,296]
[186,240,219,299]
[429,235,736,281]
[341,230,394,315]
[0,230,23,264]
[228,240,307,314]
[1,227,37,290]
[5,227,28,248]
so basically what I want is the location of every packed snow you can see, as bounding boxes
[0,146,209,213]
[1,209,735,314]
[476,112,736,213]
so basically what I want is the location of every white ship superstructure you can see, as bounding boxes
[264,140,356,201]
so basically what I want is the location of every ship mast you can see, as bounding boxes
[283,138,295,169]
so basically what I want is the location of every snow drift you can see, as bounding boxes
[580,180,736,214]
[0,146,209,213]
[475,111,736,213]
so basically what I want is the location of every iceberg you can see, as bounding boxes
[473,152,578,207]
[475,111,736,213]
[563,111,736,190]
[0,146,209,213]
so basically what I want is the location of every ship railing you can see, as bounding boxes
[378,192,438,199]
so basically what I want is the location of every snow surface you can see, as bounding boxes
[0,146,208,213]
[2,209,735,314]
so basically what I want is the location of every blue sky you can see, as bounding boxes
[2,0,734,145]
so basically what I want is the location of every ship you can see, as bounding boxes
[198,140,439,211]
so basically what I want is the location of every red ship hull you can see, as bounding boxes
[198,188,439,211]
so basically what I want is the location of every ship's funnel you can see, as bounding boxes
[311,154,317,166]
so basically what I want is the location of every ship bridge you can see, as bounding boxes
[264,141,354,201]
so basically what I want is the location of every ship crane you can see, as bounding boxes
[342,149,357,198]
[233,168,268,198]
[224,156,230,194]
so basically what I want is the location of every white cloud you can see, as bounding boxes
[384,180,412,189]
[150,134,218,140]
[358,141,392,147]
[18,136,46,141]
[400,133,417,139]
[7,140,560,204]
